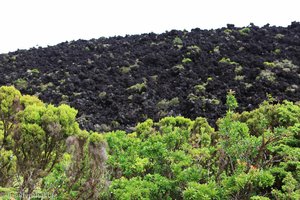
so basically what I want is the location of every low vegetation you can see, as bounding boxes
[0,86,299,199]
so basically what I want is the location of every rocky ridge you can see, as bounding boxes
[0,22,300,131]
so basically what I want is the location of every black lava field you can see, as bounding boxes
[1,23,300,131]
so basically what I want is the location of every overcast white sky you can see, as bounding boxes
[0,0,299,53]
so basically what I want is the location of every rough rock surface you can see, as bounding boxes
[1,22,300,131]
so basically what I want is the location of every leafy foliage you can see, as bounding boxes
[0,86,107,199]
[1,87,299,199]
[104,91,300,199]
[42,131,108,199]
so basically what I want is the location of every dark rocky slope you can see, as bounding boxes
[1,22,300,131]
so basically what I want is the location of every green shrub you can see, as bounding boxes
[224,29,232,35]
[172,64,185,71]
[234,75,245,81]
[234,65,243,74]
[219,57,239,65]
[275,34,284,39]
[183,182,220,200]
[156,97,180,110]
[13,78,28,90]
[1,86,299,199]
[194,84,206,93]
[239,27,251,35]
[187,45,201,53]
[182,58,192,64]
[127,82,146,93]
[173,36,183,46]
[256,69,276,82]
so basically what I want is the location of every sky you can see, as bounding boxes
[0,0,299,54]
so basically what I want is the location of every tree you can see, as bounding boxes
[0,86,21,186]
[13,103,80,198]
[42,131,108,199]
[0,86,81,198]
